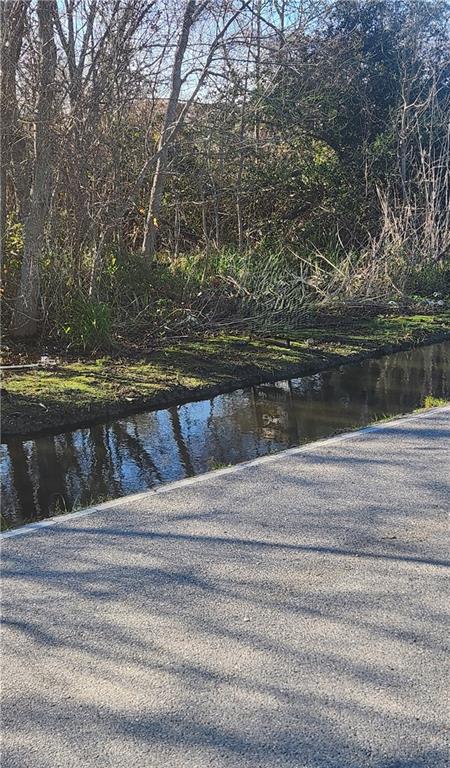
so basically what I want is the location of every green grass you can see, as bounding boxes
[421,395,448,409]
[208,460,233,471]
[2,313,449,435]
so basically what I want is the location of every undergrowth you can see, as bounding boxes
[3,227,449,353]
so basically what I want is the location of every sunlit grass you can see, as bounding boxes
[422,395,448,409]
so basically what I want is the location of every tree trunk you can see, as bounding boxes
[236,40,252,252]
[11,0,57,338]
[0,0,29,263]
[141,0,197,260]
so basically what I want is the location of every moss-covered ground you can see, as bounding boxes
[2,313,449,436]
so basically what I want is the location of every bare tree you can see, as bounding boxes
[0,0,29,261]
[141,0,250,260]
[141,0,198,260]
[11,0,57,337]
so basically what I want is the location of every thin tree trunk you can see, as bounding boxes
[141,0,197,260]
[236,33,252,252]
[141,0,248,260]
[253,0,261,147]
[0,0,29,263]
[11,0,57,338]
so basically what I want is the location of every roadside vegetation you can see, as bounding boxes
[420,395,449,410]
[2,1,449,347]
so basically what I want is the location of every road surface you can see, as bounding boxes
[1,407,449,768]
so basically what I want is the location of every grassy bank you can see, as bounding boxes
[2,313,449,438]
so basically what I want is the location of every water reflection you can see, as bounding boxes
[1,341,449,529]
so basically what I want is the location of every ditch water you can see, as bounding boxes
[1,340,449,530]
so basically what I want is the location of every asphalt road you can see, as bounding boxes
[1,407,449,768]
